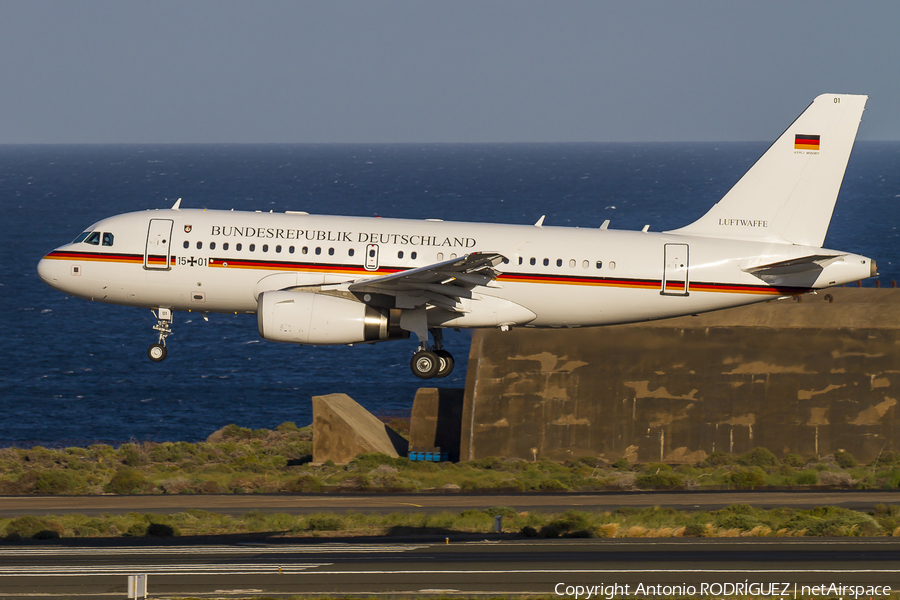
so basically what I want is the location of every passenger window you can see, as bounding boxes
[556,259,562,267]
[72,232,91,244]
[223,242,229,251]
[369,249,375,257]
[183,241,190,249]
[328,248,334,256]
[609,261,616,270]
[398,251,404,259]
[348,248,354,257]
[262,244,269,252]
[236,243,242,251]
[518,257,523,265]
[596,261,603,269]
[315,247,321,255]
[102,233,114,247]
[437,252,444,260]
[210,242,216,250]
[249,244,255,252]
[543,258,549,266]
[530,257,536,265]
[289,246,295,254]
[411,251,417,259]
[85,232,101,245]
[275,245,282,253]
[569,259,576,268]
[196,241,203,250]
[582,260,589,269]
[302,247,308,254]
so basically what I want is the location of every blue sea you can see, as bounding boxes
[2,143,899,445]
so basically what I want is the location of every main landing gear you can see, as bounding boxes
[147,307,173,362]
[410,328,454,379]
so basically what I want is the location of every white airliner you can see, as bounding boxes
[38,94,876,378]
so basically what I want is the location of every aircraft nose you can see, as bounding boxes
[37,256,59,286]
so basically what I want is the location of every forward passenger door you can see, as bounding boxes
[144,219,174,270]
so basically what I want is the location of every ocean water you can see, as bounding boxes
[2,143,898,444]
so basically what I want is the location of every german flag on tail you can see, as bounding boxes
[794,134,820,151]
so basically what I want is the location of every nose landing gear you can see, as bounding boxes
[410,328,454,379]
[148,308,173,362]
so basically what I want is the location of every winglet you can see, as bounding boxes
[534,215,545,227]
[171,198,182,210]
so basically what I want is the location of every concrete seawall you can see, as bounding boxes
[459,288,900,463]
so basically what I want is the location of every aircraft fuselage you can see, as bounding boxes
[38,207,873,328]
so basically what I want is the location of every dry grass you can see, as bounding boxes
[1,503,895,542]
[0,424,897,496]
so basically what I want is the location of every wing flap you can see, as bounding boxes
[349,252,505,312]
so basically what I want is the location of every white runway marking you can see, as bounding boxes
[279,568,900,575]
[0,563,331,576]
[2,566,896,578]
[0,543,427,556]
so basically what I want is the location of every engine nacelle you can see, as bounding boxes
[257,290,408,345]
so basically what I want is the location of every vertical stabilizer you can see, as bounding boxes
[668,93,867,247]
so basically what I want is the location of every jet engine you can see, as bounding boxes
[257,290,408,345]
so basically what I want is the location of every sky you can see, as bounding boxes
[2,1,899,144]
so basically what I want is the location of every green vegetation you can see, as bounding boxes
[0,424,897,494]
[3,503,900,541]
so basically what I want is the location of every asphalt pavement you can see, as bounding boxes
[2,489,900,517]
[0,537,898,598]
[3,491,900,598]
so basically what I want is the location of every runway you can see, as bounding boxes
[3,489,900,517]
[1,538,898,598]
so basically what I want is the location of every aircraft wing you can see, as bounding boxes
[348,252,506,312]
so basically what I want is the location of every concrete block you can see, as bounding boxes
[409,388,464,462]
[312,393,409,464]
[460,288,900,463]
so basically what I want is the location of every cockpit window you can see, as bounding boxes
[102,233,114,247]
[72,232,91,244]
[85,232,101,245]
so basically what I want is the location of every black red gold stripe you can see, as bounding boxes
[42,251,809,296]
[794,134,820,150]
[207,256,402,277]
[497,273,805,296]
[44,250,144,264]
[45,250,175,266]
[499,272,659,290]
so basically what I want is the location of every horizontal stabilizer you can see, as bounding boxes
[743,254,844,286]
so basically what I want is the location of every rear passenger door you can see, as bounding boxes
[661,243,689,296]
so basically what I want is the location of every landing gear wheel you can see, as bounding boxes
[434,349,455,378]
[149,308,174,362]
[147,343,167,362]
[411,350,440,379]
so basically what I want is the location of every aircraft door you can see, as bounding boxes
[144,219,174,270]
[661,243,689,296]
[365,243,379,271]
